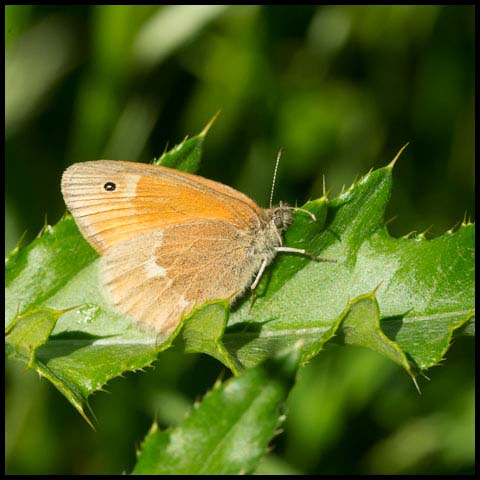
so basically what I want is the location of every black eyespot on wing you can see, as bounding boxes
[104,182,116,192]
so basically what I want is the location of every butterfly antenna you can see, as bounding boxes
[270,147,284,208]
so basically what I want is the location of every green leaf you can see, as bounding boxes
[333,292,417,389]
[5,307,96,426]
[5,216,98,327]
[174,300,242,375]
[151,110,218,172]
[6,307,63,366]
[4,122,215,424]
[132,346,299,474]
[5,131,474,423]
[223,163,474,376]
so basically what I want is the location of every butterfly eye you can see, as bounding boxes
[274,215,283,228]
[104,182,116,192]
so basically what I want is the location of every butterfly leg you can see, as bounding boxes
[275,246,337,263]
[248,257,269,313]
[248,290,256,314]
[275,246,307,255]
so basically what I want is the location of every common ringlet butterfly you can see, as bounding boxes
[61,153,333,334]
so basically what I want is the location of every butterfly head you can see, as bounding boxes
[270,201,294,232]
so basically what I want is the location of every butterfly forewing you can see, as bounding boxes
[61,160,261,254]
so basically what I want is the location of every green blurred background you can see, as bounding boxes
[5,5,474,474]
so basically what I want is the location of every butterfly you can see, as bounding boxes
[61,156,332,334]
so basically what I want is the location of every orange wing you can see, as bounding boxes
[61,160,262,253]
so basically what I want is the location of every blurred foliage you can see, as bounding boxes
[5,5,474,475]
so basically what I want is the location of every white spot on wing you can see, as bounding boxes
[121,174,141,198]
[178,295,189,310]
[145,256,167,278]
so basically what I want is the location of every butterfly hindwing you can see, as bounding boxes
[100,220,261,333]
